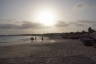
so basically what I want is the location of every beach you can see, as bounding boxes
[1,0,96,63]
[0,39,96,64]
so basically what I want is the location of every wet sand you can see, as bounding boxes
[0,39,96,64]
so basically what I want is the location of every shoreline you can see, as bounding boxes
[0,39,96,64]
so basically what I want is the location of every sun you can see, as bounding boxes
[34,9,57,26]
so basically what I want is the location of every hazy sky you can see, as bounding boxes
[0,0,96,34]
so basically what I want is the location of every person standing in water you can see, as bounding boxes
[41,35,44,40]
[30,37,34,41]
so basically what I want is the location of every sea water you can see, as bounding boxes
[0,36,55,46]
[0,36,31,43]
[0,36,33,46]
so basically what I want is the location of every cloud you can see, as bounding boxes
[0,19,96,34]
[71,20,96,27]
[78,20,96,24]
[74,0,96,9]
[76,3,85,8]
[0,21,44,29]
[74,2,88,10]
[78,20,96,28]
[55,21,70,27]
[21,21,43,29]
[55,20,96,28]
[0,24,19,29]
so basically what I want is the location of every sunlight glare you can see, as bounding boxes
[35,9,57,26]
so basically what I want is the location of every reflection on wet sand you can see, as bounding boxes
[0,39,96,64]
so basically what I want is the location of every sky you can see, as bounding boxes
[0,0,96,34]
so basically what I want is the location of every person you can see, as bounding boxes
[30,37,34,41]
[88,27,95,33]
[41,36,43,40]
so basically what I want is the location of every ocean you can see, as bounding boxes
[0,36,32,43]
[0,36,32,46]
[0,36,55,46]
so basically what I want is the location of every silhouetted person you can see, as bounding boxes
[30,37,34,41]
[88,27,95,33]
[41,36,44,40]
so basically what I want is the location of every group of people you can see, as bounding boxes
[30,36,44,41]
